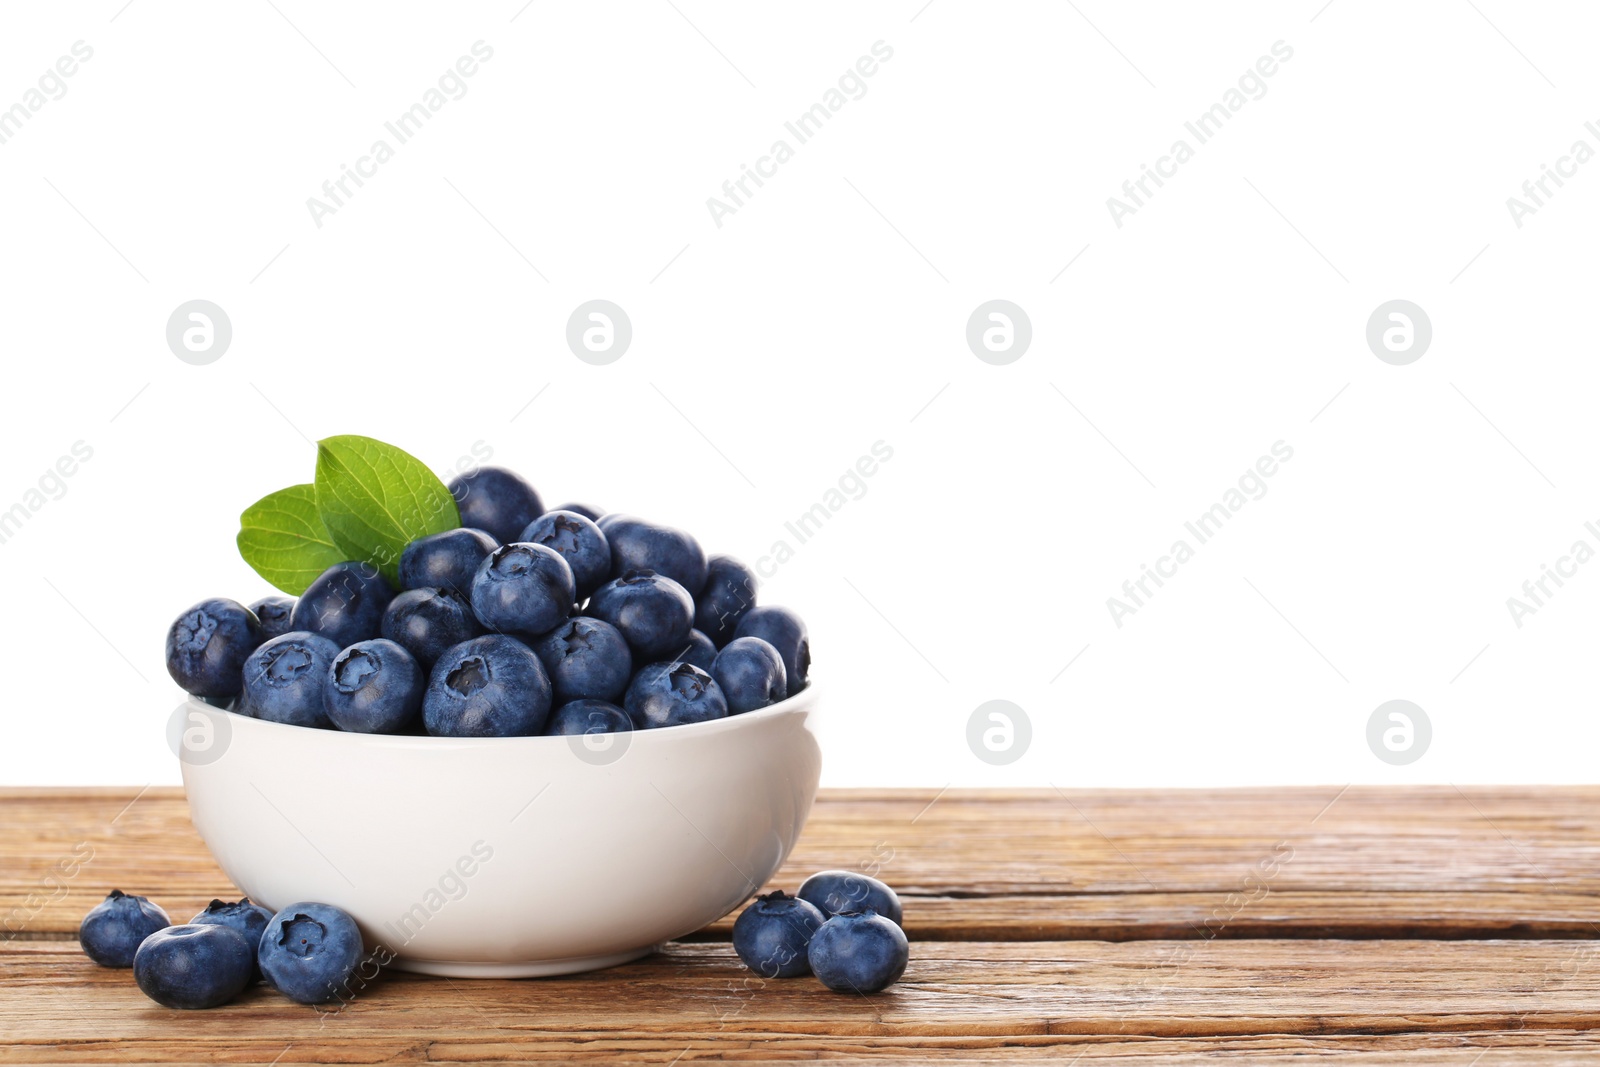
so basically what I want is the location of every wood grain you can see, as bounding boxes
[5,939,1600,1063]
[5,787,1599,941]
[5,787,1599,1063]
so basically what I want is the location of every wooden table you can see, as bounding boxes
[4,786,1599,1063]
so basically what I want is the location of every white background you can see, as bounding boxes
[1,1,1596,788]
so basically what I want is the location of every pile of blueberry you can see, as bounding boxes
[732,870,909,994]
[80,890,364,1009]
[165,466,809,737]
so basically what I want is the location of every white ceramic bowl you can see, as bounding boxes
[175,684,821,977]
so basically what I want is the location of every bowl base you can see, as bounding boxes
[390,945,660,978]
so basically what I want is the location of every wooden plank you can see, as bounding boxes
[4,939,1600,1062]
[5,787,1599,941]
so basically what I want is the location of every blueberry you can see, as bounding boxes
[290,562,394,649]
[470,543,576,638]
[79,889,170,968]
[695,555,758,647]
[249,596,297,640]
[797,870,902,924]
[553,502,604,522]
[238,631,343,728]
[547,698,633,737]
[165,599,263,699]
[323,638,425,734]
[133,924,254,1009]
[734,606,810,693]
[520,510,612,599]
[533,617,632,704]
[381,586,481,667]
[712,637,787,714]
[448,466,543,545]
[669,629,718,673]
[257,902,364,1005]
[624,662,728,728]
[586,570,694,661]
[190,897,273,979]
[604,517,708,597]
[424,634,552,737]
[806,911,909,994]
[732,890,825,978]
[399,527,498,596]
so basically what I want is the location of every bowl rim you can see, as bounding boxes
[182,678,818,750]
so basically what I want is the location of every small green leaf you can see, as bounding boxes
[237,484,349,595]
[314,435,461,584]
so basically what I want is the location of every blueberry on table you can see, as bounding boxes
[79,890,170,968]
[399,527,499,596]
[797,870,902,925]
[533,618,633,704]
[248,596,297,640]
[424,634,552,737]
[520,509,612,599]
[165,598,263,699]
[712,637,787,714]
[257,902,364,1005]
[603,517,708,597]
[470,543,576,639]
[381,586,481,667]
[134,924,255,1009]
[238,631,343,728]
[290,562,394,649]
[546,698,633,737]
[189,897,273,978]
[695,554,759,647]
[324,638,425,734]
[448,466,544,545]
[734,606,810,693]
[586,570,694,661]
[671,629,718,673]
[624,662,729,729]
[732,890,826,978]
[552,501,604,522]
[807,911,909,994]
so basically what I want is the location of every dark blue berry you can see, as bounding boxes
[732,890,825,978]
[248,596,297,640]
[165,599,263,698]
[797,870,902,924]
[470,543,576,639]
[734,606,809,693]
[604,517,708,597]
[238,631,343,728]
[807,911,908,993]
[399,527,498,596]
[624,661,728,728]
[712,636,787,713]
[424,634,552,737]
[290,562,393,649]
[134,924,254,1009]
[695,555,758,646]
[520,510,611,599]
[79,890,170,968]
[533,617,633,704]
[668,629,718,673]
[547,698,633,738]
[552,502,604,522]
[448,466,543,545]
[257,902,365,1005]
[381,586,481,667]
[587,570,694,661]
[324,638,425,734]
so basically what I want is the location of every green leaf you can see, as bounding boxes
[236,484,349,595]
[314,435,461,584]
